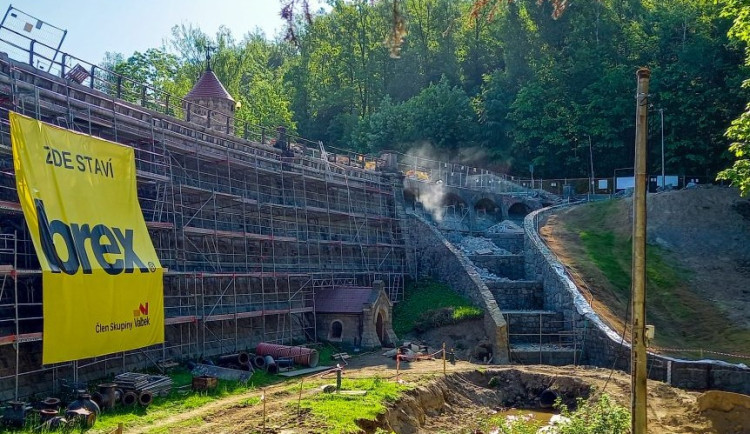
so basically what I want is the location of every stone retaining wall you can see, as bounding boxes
[524,205,750,394]
[503,311,565,344]
[469,255,525,280]
[486,281,542,310]
[405,213,509,362]
[487,233,525,254]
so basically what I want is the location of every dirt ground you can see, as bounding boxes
[116,187,750,433]
[119,352,734,433]
[540,187,750,356]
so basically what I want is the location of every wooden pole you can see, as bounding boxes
[396,354,400,382]
[442,342,446,376]
[631,67,650,434]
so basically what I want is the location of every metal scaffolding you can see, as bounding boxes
[0,32,405,399]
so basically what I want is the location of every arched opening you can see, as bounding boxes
[376,311,385,345]
[329,320,343,341]
[441,192,468,220]
[474,198,501,218]
[403,188,417,210]
[508,202,532,220]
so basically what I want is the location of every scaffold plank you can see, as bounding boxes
[0,332,42,346]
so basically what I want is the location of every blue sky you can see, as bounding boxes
[2,1,317,63]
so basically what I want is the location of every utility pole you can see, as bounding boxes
[632,67,650,434]
[660,108,665,190]
[588,135,595,197]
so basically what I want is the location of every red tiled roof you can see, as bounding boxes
[185,70,234,102]
[315,287,378,313]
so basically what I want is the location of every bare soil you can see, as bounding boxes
[121,353,725,433]
[541,187,750,359]
[115,188,750,433]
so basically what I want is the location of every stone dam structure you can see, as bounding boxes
[0,31,747,401]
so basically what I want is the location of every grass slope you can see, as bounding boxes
[550,200,750,361]
[393,280,482,337]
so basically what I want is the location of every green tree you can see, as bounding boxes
[717,0,750,195]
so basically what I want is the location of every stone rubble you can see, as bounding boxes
[458,236,512,256]
[475,266,511,282]
[486,220,524,234]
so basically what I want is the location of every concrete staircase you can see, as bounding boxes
[473,230,581,365]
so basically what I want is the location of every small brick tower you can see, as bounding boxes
[183,48,235,134]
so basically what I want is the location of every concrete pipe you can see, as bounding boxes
[252,355,266,370]
[264,355,279,375]
[138,391,154,407]
[255,343,319,368]
[276,358,294,368]
[39,408,59,422]
[122,391,137,406]
[96,383,118,410]
[41,397,61,411]
[539,389,559,408]
[217,352,250,367]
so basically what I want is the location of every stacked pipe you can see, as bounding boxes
[114,372,172,406]
[255,343,319,368]
[216,352,252,371]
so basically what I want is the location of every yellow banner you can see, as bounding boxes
[10,112,163,364]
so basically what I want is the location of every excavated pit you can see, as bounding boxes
[358,369,592,433]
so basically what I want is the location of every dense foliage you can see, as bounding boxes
[717,0,750,195]
[102,0,747,180]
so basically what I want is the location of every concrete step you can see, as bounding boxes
[509,343,582,366]
[486,280,543,310]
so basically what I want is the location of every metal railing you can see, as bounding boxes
[0,25,390,174]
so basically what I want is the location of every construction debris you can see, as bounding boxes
[487,220,524,234]
[190,364,252,383]
[458,236,511,256]
[114,372,173,397]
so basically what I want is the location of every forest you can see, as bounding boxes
[102,0,749,181]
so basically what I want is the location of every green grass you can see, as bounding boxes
[559,200,750,357]
[86,368,280,433]
[296,377,410,433]
[392,279,483,336]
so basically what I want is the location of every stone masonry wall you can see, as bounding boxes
[468,255,525,280]
[485,281,542,310]
[405,213,509,363]
[487,233,525,254]
[525,205,750,394]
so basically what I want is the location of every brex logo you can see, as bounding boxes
[36,199,150,275]
[133,302,149,317]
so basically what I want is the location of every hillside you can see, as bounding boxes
[541,187,750,363]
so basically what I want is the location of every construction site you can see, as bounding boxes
[0,9,748,434]
[0,16,414,400]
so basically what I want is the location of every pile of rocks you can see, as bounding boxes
[475,266,510,282]
[486,220,524,234]
[458,236,511,256]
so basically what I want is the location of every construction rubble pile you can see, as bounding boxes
[475,266,511,282]
[486,220,524,234]
[458,236,511,256]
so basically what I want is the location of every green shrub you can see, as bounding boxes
[556,394,630,434]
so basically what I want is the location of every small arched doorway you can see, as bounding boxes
[329,320,343,341]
